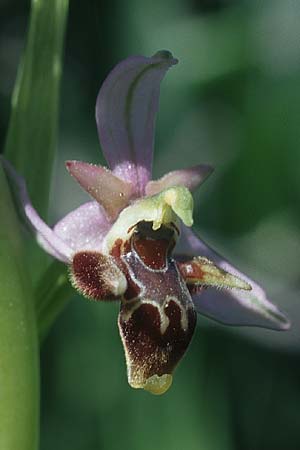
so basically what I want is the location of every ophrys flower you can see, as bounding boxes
[3,51,290,395]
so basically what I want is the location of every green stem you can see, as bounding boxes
[4,0,69,218]
[36,261,74,342]
[4,0,69,282]
[0,166,39,450]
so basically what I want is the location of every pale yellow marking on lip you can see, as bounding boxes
[143,374,173,395]
[120,296,190,334]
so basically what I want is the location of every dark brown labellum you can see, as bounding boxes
[117,222,197,394]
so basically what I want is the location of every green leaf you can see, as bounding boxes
[0,165,39,450]
[4,0,69,219]
[36,260,74,343]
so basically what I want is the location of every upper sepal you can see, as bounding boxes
[96,51,178,195]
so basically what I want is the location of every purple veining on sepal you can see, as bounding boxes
[66,160,134,220]
[145,164,214,196]
[96,50,178,196]
[176,226,290,331]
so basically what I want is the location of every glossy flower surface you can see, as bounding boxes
[4,51,290,395]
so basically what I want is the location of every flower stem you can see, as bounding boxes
[0,166,39,450]
[4,0,69,218]
[4,0,69,282]
[36,261,74,342]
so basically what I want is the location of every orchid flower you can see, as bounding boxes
[3,50,290,396]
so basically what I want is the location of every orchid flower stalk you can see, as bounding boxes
[3,50,290,395]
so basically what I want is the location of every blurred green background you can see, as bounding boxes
[1,0,300,449]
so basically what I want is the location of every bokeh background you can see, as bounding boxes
[1,0,300,449]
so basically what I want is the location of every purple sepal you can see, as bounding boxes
[2,158,72,262]
[176,226,290,331]
[53,201,110,253]
[1,158,111,263]
[96,51,178,196]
